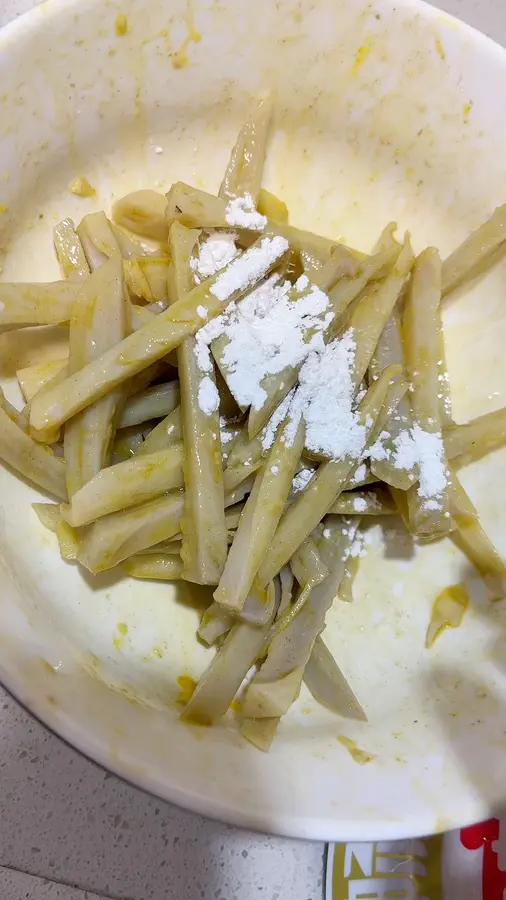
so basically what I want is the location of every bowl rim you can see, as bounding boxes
[2,0,506,842]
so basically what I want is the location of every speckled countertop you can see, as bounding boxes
[0,1,505,899]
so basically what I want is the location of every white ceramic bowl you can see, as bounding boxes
[2,0,506,843]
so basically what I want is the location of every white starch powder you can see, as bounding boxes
[369,423,447,508]
[286,330,366,458]
[291,466,316,494]
[225,194,267,231]
[197,274,333,410]
[198,375,220,416]
[210,236,288,303]
[191,232,238,282]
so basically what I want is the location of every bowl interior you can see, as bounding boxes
[2,0,506,841]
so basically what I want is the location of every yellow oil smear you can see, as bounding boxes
[152,646,163,659]
[81,652,102,678]
[115,13,128,36]
[351,37,374,76]
[69,176,96,198]
[0,205,8,215]
[141,28,170,49]
[113,621,129,651]
[463,101,472,122]
[177,674,198,705]
[434,35,446,61]
[438,14,460,31]
[426,583,469,649]
[337,735,376,765]
[172,0,201,70]
[41,658,56,675]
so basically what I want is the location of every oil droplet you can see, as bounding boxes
[434,35,446,61]
[426,583,468,648]
[113,622,129,651]
[337,735,376,765]
[351,38,373,75]
[171,0,201,70]
[69,176,96,198]
[115,13,128,36]
[177,674,198,705]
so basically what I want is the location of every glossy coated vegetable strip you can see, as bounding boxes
[62,443,184,526]
[240,716,280,752]
[172,222,228,585]
[0,400,67,500]
[449,467,506,599]
[257,366,401,586]
[123,259,153,302]
[328,486,396,516]
[314,515,361,609]
[138,258,170,302]
[135,405,182,455]
[198,602,234,646]
[304,636,366,721]
[0,281,82,326]
[17,358,68,403]
[112,190,168,242]
[214,415,305,613]
[111,222,166,260]
[112,424,150,461]
[257,189,288,223]
[369,305,417,490]
[338,553,360,603]
[444,406,506,466]
[182,586,276,726]
[348,235,414,389]
[242,519,359,719]
[79,491,185,573]
[197,523,273,644]
[403,248,451,538]
[290,533,329,590]
[442,204,506,297]
[32,502,80,559]
[76,212,122,270]
[53,218,90,281]
[30,234,288,439]
[118,381,180,429]
[219,97,272,202]
[63,256,130,496]
[123,554,184,580]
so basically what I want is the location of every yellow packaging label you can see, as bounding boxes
[328,835,444,899]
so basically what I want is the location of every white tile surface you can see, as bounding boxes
[0,1,505,900]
